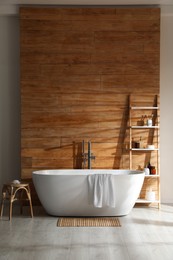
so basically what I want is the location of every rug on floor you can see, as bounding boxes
[57,217,121,227]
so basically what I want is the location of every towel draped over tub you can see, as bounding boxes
[88,174,116,208]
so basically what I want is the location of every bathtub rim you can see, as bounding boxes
[32,169,145,176]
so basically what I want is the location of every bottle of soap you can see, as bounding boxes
[147,162,152,174]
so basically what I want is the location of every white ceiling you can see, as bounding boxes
[0,0,173,15]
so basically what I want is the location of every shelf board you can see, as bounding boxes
[131,106,159,110]
[131,126,159,129]
[131,148,159,151]
[144,175,159,178]
[136,199,160,204]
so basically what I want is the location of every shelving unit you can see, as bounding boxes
[129,94,160,208]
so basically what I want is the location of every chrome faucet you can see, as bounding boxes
[88,141,96,169]
[82,140,96,169]
[82,140,87,169]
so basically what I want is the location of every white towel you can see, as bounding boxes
[88,174,116,208]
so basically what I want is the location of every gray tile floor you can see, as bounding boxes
[0,204,173,260]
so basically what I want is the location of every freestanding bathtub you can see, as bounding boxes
[32,169,144,217]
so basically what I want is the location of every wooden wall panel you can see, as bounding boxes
[20,7,160,182]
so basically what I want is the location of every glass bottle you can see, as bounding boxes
[151,166,156,175]
[147,162,152,174]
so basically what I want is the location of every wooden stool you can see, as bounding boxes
[0,182,33,221]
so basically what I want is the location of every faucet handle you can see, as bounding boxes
[91,153,96,161]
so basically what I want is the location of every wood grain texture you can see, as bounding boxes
[20,7,160,203]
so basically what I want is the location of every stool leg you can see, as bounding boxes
[26,187,33,218]
[0,198,4,217]
[20,190,24,215]
[29,197,33,218]
[9,187,14,221]
[9,199,13,221]
[0,186,7,218]
[28,194,33,218]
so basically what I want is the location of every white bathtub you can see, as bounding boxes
[32,169,144,217]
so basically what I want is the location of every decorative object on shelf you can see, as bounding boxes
[146,162,157,175]
[132,138,136,148]
[137,114,154,127]
[145,187,155,201]
[143,115,148,126]
[138,115,145,126]
[151,166,156,175]
[147,114,153,126]
[144,167,150,175]
[135,140,140,148]
[146,162,152,174]
[147,144,155,149]
[132,137,143,149]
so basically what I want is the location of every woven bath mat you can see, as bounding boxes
[57,217,121,227]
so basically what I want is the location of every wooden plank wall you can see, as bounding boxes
[20,7,160,181]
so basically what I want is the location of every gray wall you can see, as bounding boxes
[0,16,20,194]
[0,7,173,203]
[160,6,173,203]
